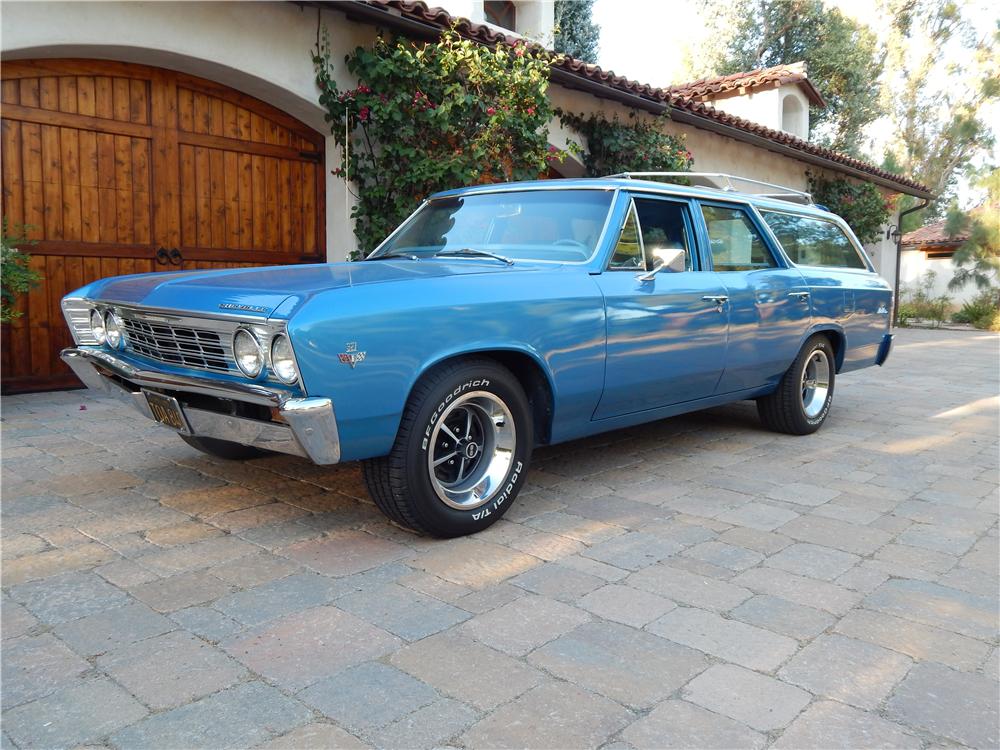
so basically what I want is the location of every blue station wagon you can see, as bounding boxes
[61,174,894,537]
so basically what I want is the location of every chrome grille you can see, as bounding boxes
[120,316,233,373]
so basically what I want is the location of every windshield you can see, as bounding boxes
[370,189,615,263]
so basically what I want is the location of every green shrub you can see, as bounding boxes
[952,288,1000,330]
[898,270,951,328]
[1,219,42,323]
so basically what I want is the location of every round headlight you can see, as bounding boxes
[89,309,106,345]
[233,328,264,378]
[270,334,298,384]
[104,311,123,349]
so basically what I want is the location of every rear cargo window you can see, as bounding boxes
[762,212,867,269]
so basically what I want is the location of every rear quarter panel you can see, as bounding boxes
[288,267,607,460]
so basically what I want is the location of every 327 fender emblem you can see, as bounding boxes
[338,342,367,368]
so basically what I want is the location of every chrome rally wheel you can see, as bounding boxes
[427,392,516,510]
[800,348,831,419]
[362,358,534,537]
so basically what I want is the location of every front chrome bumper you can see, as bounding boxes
[60,348,341,464]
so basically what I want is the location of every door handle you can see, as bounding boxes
[155,247,170,265]
[702,295,729,306]
[168,248,183,266]
[788,291,811,300]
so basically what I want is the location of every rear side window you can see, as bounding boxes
[700,205,777,271]
[762,212,867,269]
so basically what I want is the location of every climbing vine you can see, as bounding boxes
[807,173,893,243]
[558,110,693,177]
[313,28,566,255]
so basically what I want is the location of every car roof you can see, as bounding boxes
[429,177,839,221]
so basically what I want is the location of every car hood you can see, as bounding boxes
[79,259,542,319]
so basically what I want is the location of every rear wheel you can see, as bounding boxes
[757,335,836,435]
[362,358,533,537]
[179,434,269,460]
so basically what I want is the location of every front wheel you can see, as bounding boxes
[756,335,836,435]
[362,358,533,537]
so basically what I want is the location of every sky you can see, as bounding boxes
[591,0,999,205]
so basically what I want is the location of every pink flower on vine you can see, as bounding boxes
[359,106,371,122]
[526,106,536,115]
[487,106,496,115]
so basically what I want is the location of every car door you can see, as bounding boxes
[759,209,890,370]
[693,200,812,393]
[593,194,730,419]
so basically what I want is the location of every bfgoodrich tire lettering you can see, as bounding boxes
[756,334,836,435]
[362,358,533,537]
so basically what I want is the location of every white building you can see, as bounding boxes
[0,0,932,390]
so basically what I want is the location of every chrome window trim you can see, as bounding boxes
[368,187,622,266]
[753,206,874,272]
[606,198,647,272]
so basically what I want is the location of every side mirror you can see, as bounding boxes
[637,248,686,281]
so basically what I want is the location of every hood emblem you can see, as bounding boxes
[220,302,269,314]
[338,342,367,368]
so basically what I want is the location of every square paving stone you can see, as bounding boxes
[279,530,409,577]
[9,570,129,624]
[169,606,244,642]
[390,631,544,710]
[459,594,590,656]
[774,700,921,749]
[887,662,999,749]
[98,630,247,710]
[648,606,799,671]
[128,570,233,612]
[682,540,764,571]
[412,538,542,588]
[528,620,710,709]
[622,699,766,750]
[459,681,631,749]
[54,602,174,656]
[371,697,479,750]
[733,567,862,615]
[209,552,300,589]
[777,515,892,556]
[110,681,311,750]
[582,531,687,570]
[335,583,469,641]
[834,608,991,672]
[299,662,439,732]
[2,677,147,749]
[138,536,260,576]
[896,523,980,556]
[627,564,752,611]
[683,663,811,732]
[509,561,606,602]
[765,542,861,581]
[729,594,835,641]
[256,723,369,750]
[566,494,671,528]
[524,511,626,544]
[1,633,89,709]
[222,605,401,691]
[715,502,800,532]
[778,634,911,709]
[0,598,37,640]
[214,572,349,627]
[577,583,677,627]
[864,578,997,640]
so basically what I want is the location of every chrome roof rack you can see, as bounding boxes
[606,172,814,205]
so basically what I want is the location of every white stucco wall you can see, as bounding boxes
[2,0,374,261]
[711,85,810,139]
[900,250,978,308]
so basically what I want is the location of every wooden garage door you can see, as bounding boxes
[1,59,325,392]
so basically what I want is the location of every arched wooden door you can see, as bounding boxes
[1,59,325,392]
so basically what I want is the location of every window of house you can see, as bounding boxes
[701,205,777,271]
[781,94,806,138]
[485,1,517,31]
[608,198,694,271]
[761,211,867,269]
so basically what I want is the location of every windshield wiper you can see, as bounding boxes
[433,248,514,265]
[367,251,421,261]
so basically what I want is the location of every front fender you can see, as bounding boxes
[287,269,606,461]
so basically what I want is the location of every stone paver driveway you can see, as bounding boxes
[2,328,997,750]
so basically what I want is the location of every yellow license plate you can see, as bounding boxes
[143,390,189,432]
